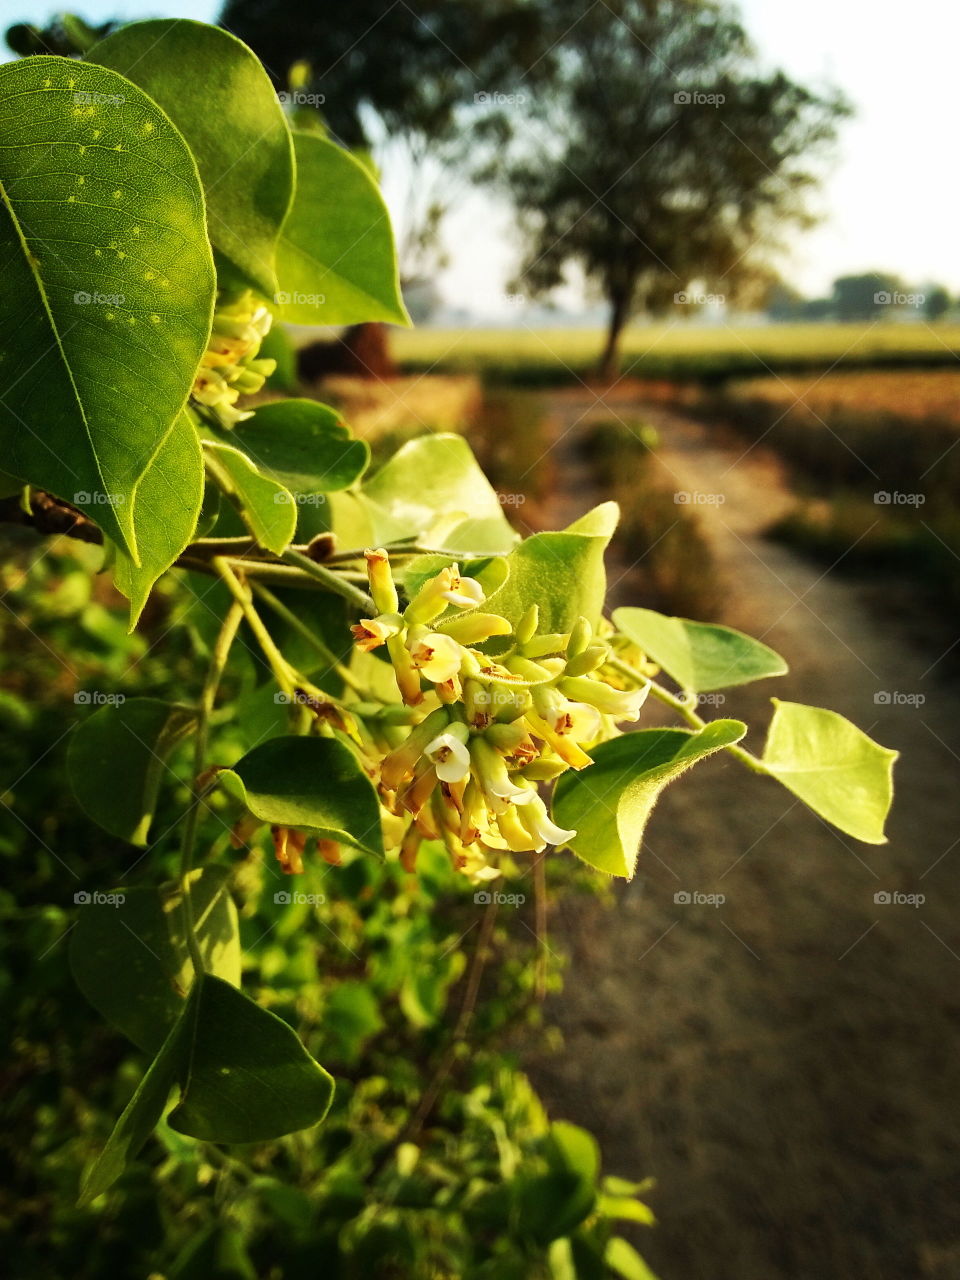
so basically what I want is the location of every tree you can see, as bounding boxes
[831,272,902,321]
[502,0,849,378]
[924,285,951,321]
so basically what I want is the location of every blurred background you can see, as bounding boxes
[3,4,960,1278]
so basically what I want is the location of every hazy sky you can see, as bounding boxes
[6,0,957,313]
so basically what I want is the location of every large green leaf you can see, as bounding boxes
[613,606,788,694]
[80,974,334,1203]
[202,439,297,555]
[69,867,241,1054]
[167,974,335,1142]
[88,19,295,297]
[759,699,897,843]
[482,504,619,632]
[276,133,408,326]
[552,721,747,878]
[221,736,385,857]
[67,697,197,845]
[114,412,204,628]
[0,56,215,557]
[229,399,369,493]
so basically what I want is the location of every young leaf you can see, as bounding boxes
[276,133,409,326]
[203,439,297,555]
[67,698,197,845]
[482,505,619,632]
[613,606,788,693]
[0,56,215,557]
[229,399,370,493]
[552,721,747,878]
[69,867,241,1054]
[221,736,385,857]
[759,699,897,843]
[114,412,204,628]
[167,974,335,1143]
[88,19,295,297]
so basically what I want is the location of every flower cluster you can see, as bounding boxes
[191,290,276,428]
[348,551,648,881]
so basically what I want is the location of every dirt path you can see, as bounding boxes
[523,391,960,1280]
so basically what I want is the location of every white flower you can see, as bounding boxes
[409,631,463,683]
[520,796,577,850]
[425,729,471,783]
[442,575,485,609]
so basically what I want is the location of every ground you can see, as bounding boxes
[522,390,960,1280]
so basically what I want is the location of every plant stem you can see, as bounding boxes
[214,556,297,696]
[250,581,364,693]
[281,547,375,613]
[180,599,244,978]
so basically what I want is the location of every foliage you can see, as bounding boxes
[0,18,897,1276]
[498,0,849,374]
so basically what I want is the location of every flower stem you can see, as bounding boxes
[281,547,375,614]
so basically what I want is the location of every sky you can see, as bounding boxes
[7,0,958,316]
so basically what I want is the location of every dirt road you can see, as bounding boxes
[524,391,960,1280]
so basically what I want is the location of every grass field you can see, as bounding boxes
[392,322,960,383]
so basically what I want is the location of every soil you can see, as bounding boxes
[522,389,960,1280]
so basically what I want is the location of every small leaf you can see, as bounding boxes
[67,698,196,845]
[203,439,297,555]
[605,1238,661,1280]
[552,721,747,878]
[759,699,897,843]
[0,56,215,556]
[88,19,295,296]
[614,607,788,693]
[277,133,409,326]
[168,974,334,1143]
[548,1122,601,1184]
[482,505,618,632]
[221,736,385,857]
[229,399,369,493]
[114,413,204,628]
[70,867,241,1053]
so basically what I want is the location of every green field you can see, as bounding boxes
[392,322,960,383]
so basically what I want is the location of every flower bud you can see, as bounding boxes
[565,643,609,677]
[364,548,399,614]
[516,603,539,646]
[439,612,512,645]
[517,795,576,851]
[559,675,648,721]
[567,616,592,659]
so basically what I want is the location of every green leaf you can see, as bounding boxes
[79,1003,184,1206]
[203,439,297,555]
[69,867,241,1054]
[221,735,385,857]
[552,721,747,878]
[759,699,897,843]
[80,973,334,1202]
[276,133,409,326]
[548,1122,601,1184]
[613,606,788,694]
[0,56,215,556]
[605,1238,660,1280]
[167,974,335,1143]
[88,19,295,297]
[67,697,196,845]
[114,413,204,628]
[482,505,618,632]
[229,399,369,493]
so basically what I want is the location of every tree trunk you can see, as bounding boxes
[597,293,629,381]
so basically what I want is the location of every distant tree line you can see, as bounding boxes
[766,275,954,323]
